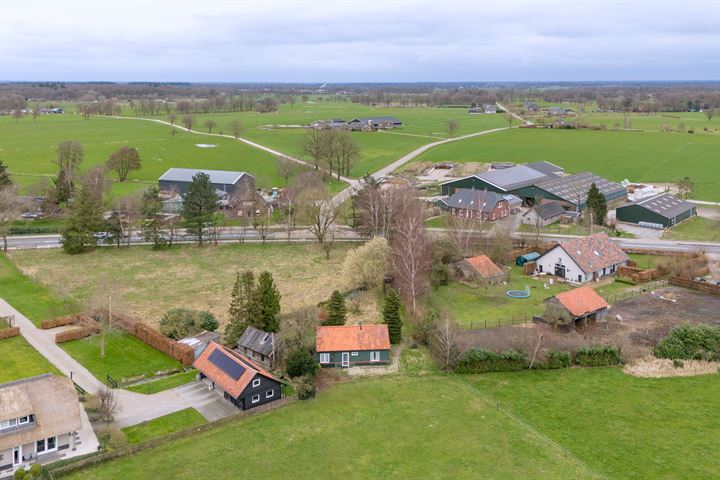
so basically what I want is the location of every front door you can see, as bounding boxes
[13,446,21,466]
[341,352,350,367]
[554,264,566,278]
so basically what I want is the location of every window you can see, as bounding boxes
[37,439,46,453]
[266,390,274,399]
[351,352,358,356]
[47,436,56,450]
[18,416,29,425]
[319,353,330,364]
[370,351,381,362]
[251,394,260,404]
[252,378,261,388]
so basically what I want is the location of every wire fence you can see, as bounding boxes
[463,316,535,330]
[606,279,669,305]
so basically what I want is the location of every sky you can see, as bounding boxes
[1,0,720,82]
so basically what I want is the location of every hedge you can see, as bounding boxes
[655,323,720,361]
[454,348,527,373]
[10,225,61,235]
[0,327,20,340]
[55,326,99,344]
[545,350,572,369]
[41,315,79,329]
[574,345,623,367]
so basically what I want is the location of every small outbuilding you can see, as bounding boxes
[522,201,566,227]
[454,255,505,282]
[178,330,221,359]
[316,324,391,368]
[549,286,609,322]
[236,326,276,368]
[615,193,696,228]
[516,252,540,266]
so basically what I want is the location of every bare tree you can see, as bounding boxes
[487,216,516,265]
[355,182,418,240]
[106,146,141,182]
[296,176,337,259]
[229,120,244,140]
[182,115,194,131]
[11,109,22,122]
[430,314,459,371]
[32,105,40,122]
[503,112,515,128]
[168,113,177,126]
[705,109,715,122]
[277,185,296,241]
[113,194,142,247]
[277,156,297,188]
[0,186,25,252]
[446,213,480,257]
[54,141,84,195]
[97,388,119,423]
[300,129,326,170]
[80,166,111,202]
[446,119,460,137]
[203,119,217,133]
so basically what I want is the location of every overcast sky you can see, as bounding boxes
[2,0,719,82]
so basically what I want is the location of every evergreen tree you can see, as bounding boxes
[383,289,402,344]
[323,290,347,326]
[53,169,73,204]
[254,271,281,332]
[60,185,103,254]
[0,160,12,189]
[140,186,165,249]
[181,172,218,246]
[586,182,607,226]
[224,271,256,345]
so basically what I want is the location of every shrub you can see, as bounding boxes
[13,468,26,480]
[294,375,316,400]
[198,311,218,332]
[546,350,572,369]
[27,463,43,479]
[454,348,527,373]
[615,277,636,286]
[574,345,623,367]
[285,348,317,378]
[159,308,200,340]
[654,324,720,361]
[430,261,449,287]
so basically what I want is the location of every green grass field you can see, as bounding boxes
[0,335,59,383]
[518,222,636,238]
[59,332,181,383]
[415,128,720,201]
[63,376,597,480]
[469,368,720,479]
[662,216,720,242]
[126,370,198,394]
[0,253,78,326]
[122,408,206,444]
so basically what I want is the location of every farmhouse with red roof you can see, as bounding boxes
[316,324,391,368]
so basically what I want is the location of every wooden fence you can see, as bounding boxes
[0,327,20,340]
[113,313,195,366]
[669,276,720,296]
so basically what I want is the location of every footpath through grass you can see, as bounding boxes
[63,376,596,480]
[0,335,60,383]
[469,368,720,480]
[122,408,206,444]
[0,253,78,326]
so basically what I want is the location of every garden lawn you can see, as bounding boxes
[414,128,720,201]
[430,265,573,328]
[468,367,720,480]
[60,332,181,383]
[662,216,720,242]
[63,376,597,480]
[0,335,60,383]
[126,370,198,394]
[0,253,78,326]
[122,408,206,444]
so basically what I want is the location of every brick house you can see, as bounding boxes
[445,189,510,221]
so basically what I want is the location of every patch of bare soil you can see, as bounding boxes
[624,357,720,378]
[454,162,489,177]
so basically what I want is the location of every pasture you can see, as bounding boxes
[122,408,206,444]
[414,128,720,201]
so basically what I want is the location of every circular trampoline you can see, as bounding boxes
[506,287,531,298]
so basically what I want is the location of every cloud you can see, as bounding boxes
[0,0,719,81]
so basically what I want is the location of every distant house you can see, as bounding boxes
[347,116,402,130]
[547,107,565,116]
[523,102,538,112]
[158,168,255,196]
[179,330,221,359]
[316,325,391,368]
[454,255,504,282]
[445,189,510,221]
[615,193,696,228]
[236,326,276,368]
[482,104,497,114]
[0,374,88,476]
[194,342,283,410]
[547,286,609,322]
[468,107,482,114]
[309,119,347,130]
[522,201,566,227]
[534,233,629,284]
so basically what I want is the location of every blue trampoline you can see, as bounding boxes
[506,286,531,298]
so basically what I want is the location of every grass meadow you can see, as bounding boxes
[662,216,720,242]
[0,335,60,383]
[122,408,206,444]
[126,370,198,394]
[415,128,720,201]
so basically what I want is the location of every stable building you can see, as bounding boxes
[316,325,391,368]
[532,172,626,211]
[615,193,696,228]
[347,116,402,130]
[158,168,255,196]
[439,163,561,200]
[547,286,610,322]
[534,233,629,284]
[194,342,283,410]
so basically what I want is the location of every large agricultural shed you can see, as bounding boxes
[440,162,561,198]
[532,172,626,211]
[615,193,696,227]
[158,168,254,195]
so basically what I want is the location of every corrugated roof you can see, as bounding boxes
[349,116,402,124]
[525,161,564,176]
[316,325,390,352]
[237,326,275,357]
[554,286,609,317]
[618,193,694,220]
[159,168,249,185]
[530,201,566,220]
[445,189,506,213]
[478,165,556,191]
[537,172,625,205]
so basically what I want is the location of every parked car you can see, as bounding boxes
[21,212,40,219]
[692,276,706,283]
[93,232,109,240]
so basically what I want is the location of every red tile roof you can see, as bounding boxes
[193,342,279,398]
[558,233,628,274]
[316,325,390,352]
[465,255,504,278]
[554,286,609,317]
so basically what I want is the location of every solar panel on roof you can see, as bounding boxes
[209,349,245,380]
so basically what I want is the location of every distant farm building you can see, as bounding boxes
[309,119,348,130]
[158,168,255,196]
[534,233,629,284]
[522,201,566,227]
[615,193,696,228]
[532,172,626,211]
[347,116,402,130]
[445,189,511,221]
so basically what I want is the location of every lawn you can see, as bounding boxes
[122,408,206,444]
[60,332,181,383]
[0,114,345,199]
[126,370,198,394]
[8,243,373,328]
[518,222,636,238]
[430,265,573,328]
[414,128,720,201]
[0,335,60,383]
[63,376,596,480]
[468,368,720,479]
[425,215,492,230]
[0,253,78,326]
[662,216,720,242]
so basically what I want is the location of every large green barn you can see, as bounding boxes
[615,193,696,227]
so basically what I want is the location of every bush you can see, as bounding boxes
[574,345,623,367]
[615,277,636,286]
[546,350,572,369]
[160,308,218,339]
[654,324,720,361]
[198,311,218,332]
[294,375,316,400]
[454,348,527,373]
[13,468,26,480]
[430,261,449,287]
[285,348,317,378]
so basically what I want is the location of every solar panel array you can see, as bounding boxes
[208,349,246,380]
